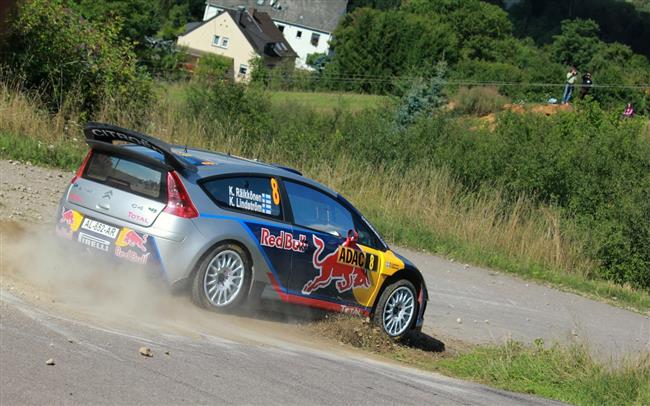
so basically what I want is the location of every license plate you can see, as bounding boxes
[81,218,119,239]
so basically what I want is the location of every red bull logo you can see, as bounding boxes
[115,228,150,264]
[123,230,148,252]
[302,235,371,295]
[260,228,307,252]
[56,208,83,240]
[60,209,74,225]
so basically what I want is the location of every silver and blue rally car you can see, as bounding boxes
[55,122,428,338]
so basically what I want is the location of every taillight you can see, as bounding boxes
[70,150,93,184]
[164,171,198,218]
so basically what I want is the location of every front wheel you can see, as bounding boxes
[373,279,417,338]
[192,244,251,311]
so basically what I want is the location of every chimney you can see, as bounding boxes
[236,5,246,24]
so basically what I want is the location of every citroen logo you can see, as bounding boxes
[102,190,113,200]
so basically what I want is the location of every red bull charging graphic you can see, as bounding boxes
[302,234,374,295]
[56,208,83,239]
[115,228,150,264]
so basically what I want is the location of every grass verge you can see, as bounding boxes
[310,315,650,406]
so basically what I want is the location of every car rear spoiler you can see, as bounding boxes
[83,122,196,173]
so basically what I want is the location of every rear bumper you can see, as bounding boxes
[54,202,201,283]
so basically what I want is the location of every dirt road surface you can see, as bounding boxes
[1,159,648,405]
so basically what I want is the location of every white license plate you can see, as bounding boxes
[81,218,119,239]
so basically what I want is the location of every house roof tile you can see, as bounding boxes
[206,0,348,33]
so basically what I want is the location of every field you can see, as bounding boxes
[268,90,388,113]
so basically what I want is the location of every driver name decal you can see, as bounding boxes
[228,186,273,215]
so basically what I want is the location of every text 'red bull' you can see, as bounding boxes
[115,230,150,264]
[260,228,307,252]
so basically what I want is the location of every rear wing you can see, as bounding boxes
[83,122,196,172]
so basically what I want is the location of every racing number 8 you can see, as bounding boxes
[270,178,281,205]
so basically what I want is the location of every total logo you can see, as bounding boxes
[114,228,150,264]
[260,228,308,253]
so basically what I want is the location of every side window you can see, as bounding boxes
[285,181,354,237]
[354,215,382,249]
[202,176,282,219]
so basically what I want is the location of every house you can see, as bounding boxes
[177,7,296,81]
[202,0,348,69]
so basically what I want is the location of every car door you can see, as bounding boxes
[201,175,293,288]
[284,181,384,308]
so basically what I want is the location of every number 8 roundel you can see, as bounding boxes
[270,178,281,205]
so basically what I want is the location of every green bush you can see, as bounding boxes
[193,53,233,81]
[185,79,271,153]
[1,0,152,115]
[435,105,650,288]
[453,86,509,116]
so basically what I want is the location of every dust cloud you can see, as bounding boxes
[0,221,327,348]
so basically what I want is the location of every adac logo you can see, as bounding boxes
[302,233,371,295]
[114,228,150,264]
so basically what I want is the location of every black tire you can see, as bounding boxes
[372,279,417,339]
[191,243,252,311]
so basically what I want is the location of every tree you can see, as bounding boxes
[69,0,160,46]
[3,0,152,113]
[347,0,401,12]
[550,19,602,69]
[159,3,190,40]
[395,62,447,127]
[506,0,650,60]
[403,0,513,60]
[326,8,457,93]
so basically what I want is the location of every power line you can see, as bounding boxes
[249,73,650,89]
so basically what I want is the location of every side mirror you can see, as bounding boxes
[328,230,342,237]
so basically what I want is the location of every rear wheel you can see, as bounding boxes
[373,280,417,338]
[192,244,251,311]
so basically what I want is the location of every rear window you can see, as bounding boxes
[84,152,164,200]
[202,176,282,219]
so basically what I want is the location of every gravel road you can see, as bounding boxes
[1,159,648,404]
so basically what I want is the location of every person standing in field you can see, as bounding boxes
[562,67,578,104]
[621,103,634,118]
[580,72,593,99]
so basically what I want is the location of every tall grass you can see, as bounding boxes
[1,80,648,310]
[453,86,509,116]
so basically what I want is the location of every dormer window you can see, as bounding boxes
[311,33,320,47]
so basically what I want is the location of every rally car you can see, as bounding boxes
[55,123,428,338]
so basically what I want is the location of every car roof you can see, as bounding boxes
[125,145,339,197]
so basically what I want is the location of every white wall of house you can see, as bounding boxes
[203,4,331,69]
[178,11,258,82]
[273,22,330,69]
